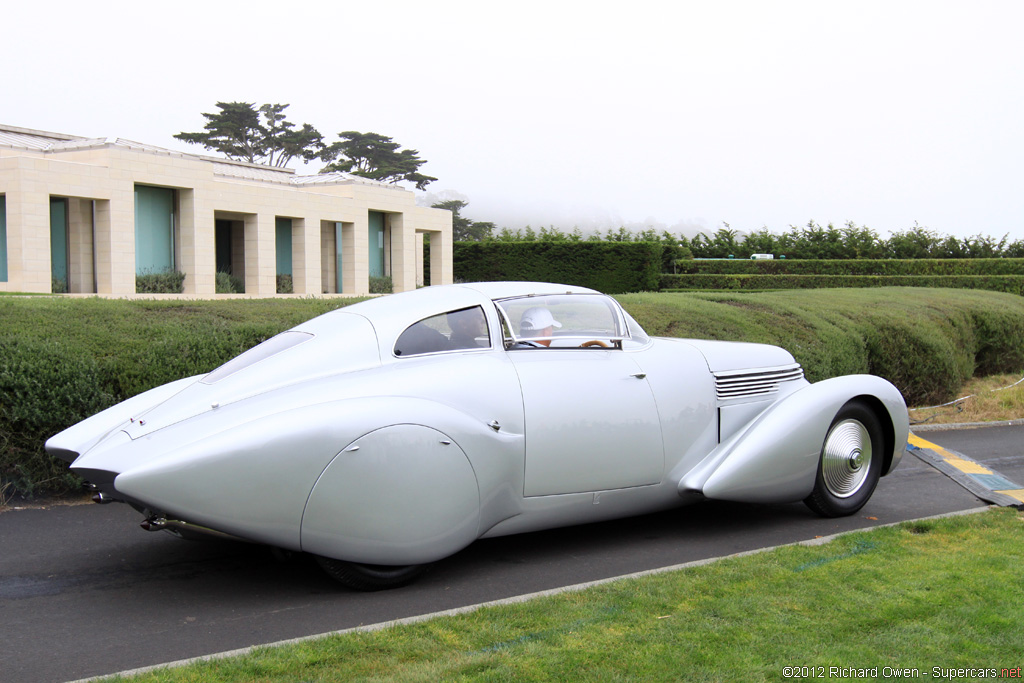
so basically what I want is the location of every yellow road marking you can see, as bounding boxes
[908,433,994,475]
[908,433,941,450]
[995,489,1024,504]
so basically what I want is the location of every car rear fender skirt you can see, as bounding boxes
[301,424,482,566]
[677,375,908,504]
[44,374,204,464]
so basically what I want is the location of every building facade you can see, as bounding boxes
[0,124,453,296]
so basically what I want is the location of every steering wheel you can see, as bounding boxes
[580,340,610,348]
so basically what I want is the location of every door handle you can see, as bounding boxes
[631,373,647,379]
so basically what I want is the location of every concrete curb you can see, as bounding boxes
[910,418,1024,432]
[68,506,995,683]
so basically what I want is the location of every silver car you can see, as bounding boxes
[46,282,908,589]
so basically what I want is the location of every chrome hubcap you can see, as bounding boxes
[821,419,871,498]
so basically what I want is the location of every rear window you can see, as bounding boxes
[394,306,490,357]
[201,331,313,384]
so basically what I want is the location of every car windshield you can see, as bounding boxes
[495,294,627,349]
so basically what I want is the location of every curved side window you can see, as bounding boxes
[201,331,313,384]
[621,309,651,348]
[394,306,490,357]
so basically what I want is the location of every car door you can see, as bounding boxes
[508,349,664,496]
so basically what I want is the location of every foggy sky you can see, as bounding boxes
[5,0,1022,240]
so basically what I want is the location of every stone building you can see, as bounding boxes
[0,124,453,295]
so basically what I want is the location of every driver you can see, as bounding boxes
[518,307,561,347]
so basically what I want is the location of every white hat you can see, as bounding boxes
[520,307,562,331]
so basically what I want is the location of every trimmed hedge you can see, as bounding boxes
[659,274,1024,296]
[678,258,1024,276]
[619,288,1024,407]
[3,289,1024,500]
[454,242,662,294]
[0,297,365,499]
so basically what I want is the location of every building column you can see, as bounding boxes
[429,226,453,286]
[416,232,425,287]
[3,188,51,293]
[92,199,114,294]
[178,189,214,296]
[293,216,322,295]
[110,185,136,294]
[244,212,277,295]
[66,198,95,294]
[344,214,369,295]
[320,221,337,294]
[389,213,417,293]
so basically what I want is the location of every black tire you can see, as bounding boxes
[804,400,884,517]
[315,556,430,591]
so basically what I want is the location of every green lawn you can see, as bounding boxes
[102,508,1024,683]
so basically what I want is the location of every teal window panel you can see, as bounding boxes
[134,185,175,274]
[276,217,293,276]
[0,195,7,282]
[50,198,68,287]
[368,211,385,278]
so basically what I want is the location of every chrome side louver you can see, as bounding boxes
[714,364,805,400]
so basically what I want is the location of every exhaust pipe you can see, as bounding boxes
[140,516,249,542]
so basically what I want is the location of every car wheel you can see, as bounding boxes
[804,400,883,517]
[315,556,430,591]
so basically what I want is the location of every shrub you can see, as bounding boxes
[276,274,294,294]
[0,337,115,496]
[136,270,186,294]
[215,271,243,294]
[369,275,393,294]
[0,297,367,499]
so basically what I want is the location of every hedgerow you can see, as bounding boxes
[675,258,1024,276]
[619,288,1024,406]
[0,297,365,499]
[659,274,1024,296]
[454,242,662,293]
[2,288,1023,500]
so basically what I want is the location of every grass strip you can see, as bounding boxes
[98,507,1024,683]
[910,373,1024,426]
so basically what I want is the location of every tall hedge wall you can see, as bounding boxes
[454,242,662,293]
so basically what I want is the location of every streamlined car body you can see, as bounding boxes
[47,282,909,589]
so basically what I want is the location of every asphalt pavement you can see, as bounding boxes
[1,424,1019,683]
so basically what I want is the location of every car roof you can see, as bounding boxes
[337,281,599,320]
[456,281,598,299]
[295,282,602,355]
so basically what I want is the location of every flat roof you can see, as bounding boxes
[0,124,390,188]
